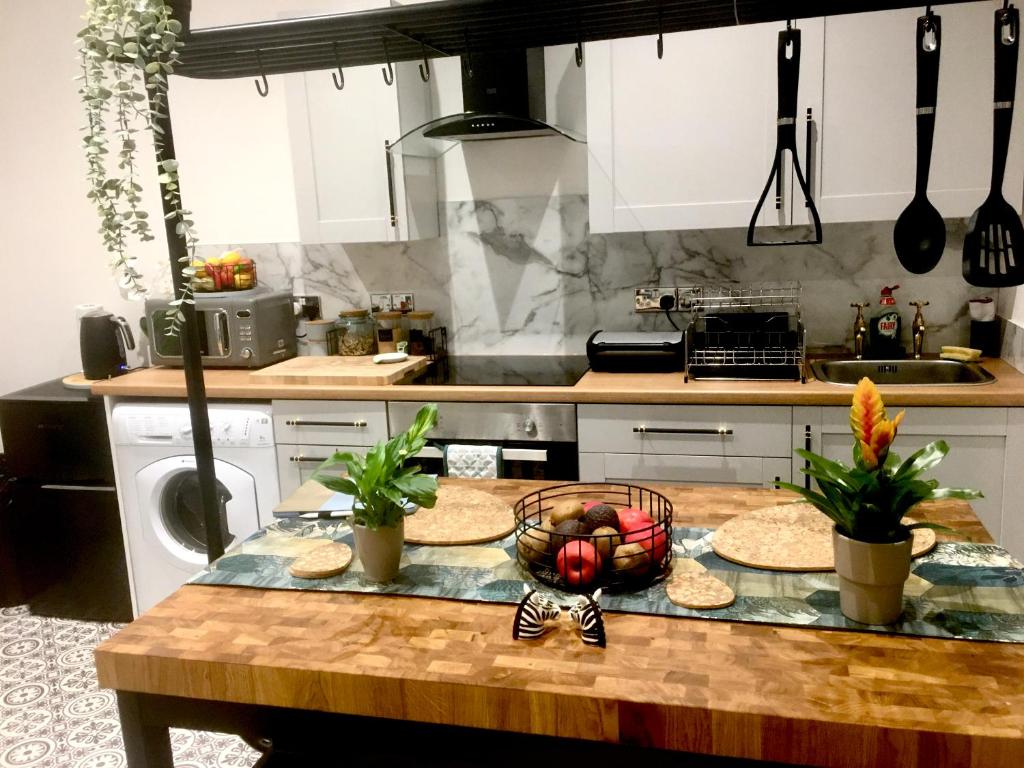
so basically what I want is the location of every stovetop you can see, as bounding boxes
[404,356,590,387]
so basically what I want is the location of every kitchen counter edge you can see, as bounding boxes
[91,359,1024,406]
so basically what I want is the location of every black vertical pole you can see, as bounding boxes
[148,0,224,563]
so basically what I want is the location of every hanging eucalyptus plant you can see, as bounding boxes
[78,0,197,334]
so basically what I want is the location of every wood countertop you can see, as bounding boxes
[95,480,1024,767]
[91,358,1024,406]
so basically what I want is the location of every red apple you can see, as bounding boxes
[617,507,654,531]
[556,541,602,587]
[624,524,669,564]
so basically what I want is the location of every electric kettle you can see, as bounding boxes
[80,312,135,380]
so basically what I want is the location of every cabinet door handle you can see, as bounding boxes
[284,419,368,428]
[289,455,331,464]
[384,139,398,228]
[805,107,815,206]
[804,424,813,490]
[633,426,733,436]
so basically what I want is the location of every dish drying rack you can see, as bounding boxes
[680,284,806,383]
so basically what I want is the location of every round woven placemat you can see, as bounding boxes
[288,542,353,579]
[711,503,936,572]
[404,487,514,546]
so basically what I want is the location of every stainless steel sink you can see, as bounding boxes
[810,359,996,386]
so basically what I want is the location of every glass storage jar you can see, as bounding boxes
[374,311,405,354]
[336,310,377,356]
[405,311,434,356]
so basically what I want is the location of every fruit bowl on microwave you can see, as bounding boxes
[514,482,674,593]
[191,250,257,292]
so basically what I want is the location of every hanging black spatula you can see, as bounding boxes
[747,25,822,247]
[963,5,1024,287]
[894,11,945,273]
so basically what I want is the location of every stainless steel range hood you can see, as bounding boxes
[389,48,585,154]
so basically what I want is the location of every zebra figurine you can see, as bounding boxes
[569,589,606,648]
[512,586,561,640]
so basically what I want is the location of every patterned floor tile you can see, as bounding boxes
[0,608,258,768]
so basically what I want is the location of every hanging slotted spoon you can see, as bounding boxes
[894,11,945,273]
[963,5,1024,287]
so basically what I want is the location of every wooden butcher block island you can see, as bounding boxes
[95,481,1024,768]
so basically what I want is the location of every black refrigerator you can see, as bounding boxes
[0,379,132,622]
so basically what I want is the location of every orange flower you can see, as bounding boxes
[849,377,905,469]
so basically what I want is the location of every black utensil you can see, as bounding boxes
[747,26,822,247]
[894,11,946,274]
[963,5,1024,287]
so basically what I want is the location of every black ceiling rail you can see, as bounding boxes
[175,0,979,80]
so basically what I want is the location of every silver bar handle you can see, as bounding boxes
[210,309,230,357]
[285,419,368,428]
[634,426,733,436]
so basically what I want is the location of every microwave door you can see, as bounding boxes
[150,309,229,359]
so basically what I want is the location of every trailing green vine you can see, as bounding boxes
[78,0,198,335]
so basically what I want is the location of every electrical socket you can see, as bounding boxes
[370,293,393,312]
[392,293,415,312]
[635,287,677,312]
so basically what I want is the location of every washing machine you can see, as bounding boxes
[111,403,279,615]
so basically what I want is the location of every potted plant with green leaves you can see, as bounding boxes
[779,377,981,625]
[313,404,438,582]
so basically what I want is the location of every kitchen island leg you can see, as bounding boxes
[116,691,174,768]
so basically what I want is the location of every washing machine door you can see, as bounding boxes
[135,456,260,570]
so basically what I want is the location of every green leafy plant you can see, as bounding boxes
[313,404,439,530]
[78,0,198,335]
[779,377,980,543]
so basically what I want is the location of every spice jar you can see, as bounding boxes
[374,311,405,354]
[336,310,377,356]
[405,311,434,356]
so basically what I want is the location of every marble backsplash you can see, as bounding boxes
[190,195,994,356]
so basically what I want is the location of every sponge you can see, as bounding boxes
[939,346,982,362]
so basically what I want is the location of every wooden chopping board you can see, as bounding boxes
[404,486,514,546]
[711,503,936,572]
[250,355,429,385]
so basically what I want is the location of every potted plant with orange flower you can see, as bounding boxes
[779,377,981,624]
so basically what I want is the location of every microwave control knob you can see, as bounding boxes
[522,418,537,436]
[240,347,253,360]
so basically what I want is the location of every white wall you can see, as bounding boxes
[0,0,169,398]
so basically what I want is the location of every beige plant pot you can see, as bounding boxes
[832,527,913,625]
[352,518,405,583]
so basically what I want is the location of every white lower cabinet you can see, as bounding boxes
[578,405,793,489]
[797,406,1024,559]
[272,400,388,498]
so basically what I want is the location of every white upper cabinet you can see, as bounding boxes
[586,19,823,233]
[812,2,1024,223]
[587,2,1024,233]
[285,59,440,244]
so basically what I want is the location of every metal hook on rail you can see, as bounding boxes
[381,38,394,86]
[575,9,584,67]
[656,2,664,59]
[462,29,474,78]
[331,42,345,90]
[253,50,269,97]
[418,41,430,82]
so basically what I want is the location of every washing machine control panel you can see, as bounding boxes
[112,405,274,448]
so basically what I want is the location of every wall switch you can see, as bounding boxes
[370,293,393,312]
[635,287,677,312]
[392,293,415,312]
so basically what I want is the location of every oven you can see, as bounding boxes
[387,402,578,481]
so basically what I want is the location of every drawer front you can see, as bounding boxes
[581,452,790,488]
[578,405,792,457]
[276,444,366,499]
[821,406,1007,437]
[273,400,388,446]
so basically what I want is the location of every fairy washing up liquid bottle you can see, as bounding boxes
[869,285,904,359]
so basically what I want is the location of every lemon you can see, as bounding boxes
[221,251,242,265]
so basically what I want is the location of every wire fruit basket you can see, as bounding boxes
[514,483,673,593]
